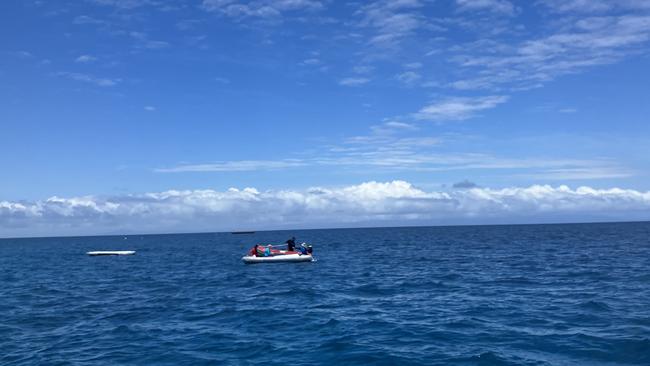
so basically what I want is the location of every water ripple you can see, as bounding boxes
[1,222,650,365]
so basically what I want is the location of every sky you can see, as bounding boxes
[2,0,650,237]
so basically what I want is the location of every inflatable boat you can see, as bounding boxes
[242,253,313,264]
[242,243,314,264]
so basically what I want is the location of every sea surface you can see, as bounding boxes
[1,222,650,365]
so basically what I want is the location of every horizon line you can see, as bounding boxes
[2,219,649,241]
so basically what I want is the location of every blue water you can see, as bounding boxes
[2,222,650,365]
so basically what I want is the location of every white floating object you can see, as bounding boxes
[87,250,136,256]
[242,253,313,264]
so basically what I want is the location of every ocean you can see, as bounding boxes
[1,222,649,365]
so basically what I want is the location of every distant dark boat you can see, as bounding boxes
[231,231,255,234]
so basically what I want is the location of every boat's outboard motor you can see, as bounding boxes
[306,244,313,254]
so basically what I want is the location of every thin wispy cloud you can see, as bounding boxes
[301,58,321,65]
[75,55,97,63]
[55,72,120,87]
[448,14,650,90]
[455,0,516,16]
[201,0,323,19]
[396,70,421,85]
[155,159,307,172]
[537,0,650,14]
[130,32,170,49]
[356,0,424,49]
[339,77,370,86]
[353,65,375,74]
[73,15,107,25]
[558,108,578,113]
[88,0,153,9]
[520,167,634,180]
[9,50,33,58]
[413,95,509,121]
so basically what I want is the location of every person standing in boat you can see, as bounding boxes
[286,237,296,252]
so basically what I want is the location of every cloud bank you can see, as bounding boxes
[2,181,649,238]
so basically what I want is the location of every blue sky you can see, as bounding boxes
[2,0,650,237]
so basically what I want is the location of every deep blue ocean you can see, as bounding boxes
[2,222,650,365]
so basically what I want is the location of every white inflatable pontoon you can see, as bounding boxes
[242,253,313,264]
[87,251,136,256]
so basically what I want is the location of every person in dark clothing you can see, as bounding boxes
[286,237,296,252]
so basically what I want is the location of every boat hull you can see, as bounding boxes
[87,251,136,256]
[242,253,313,264]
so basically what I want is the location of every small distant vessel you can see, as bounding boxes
[87,251,136,256]
[242,243,313,264]
[231,231,256,235]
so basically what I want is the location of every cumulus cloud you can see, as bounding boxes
[2,181,650,237]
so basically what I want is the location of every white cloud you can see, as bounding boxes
[396,70,421,85]
[9,50,33,58]
[130,32,170,49]
[301,58,320,65]
[144,106,156,111]
[455,0,516,15]
[201,0,323,19]
[353,65,375,74]
[520,167,633,180]
[339,77,370,86]
[3,181,650,237]
[155,159,307,172]
[537,0,650,14]
[73,15,105,25]
[89,0,153,9]
[449,14,650,90]
[75,55,97,63]
[55,72,120,87]
[558,107,578,113]
[403,62,422,69]
[356,0,424,49]
[177,19,203,31]
[414,95,508,121]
